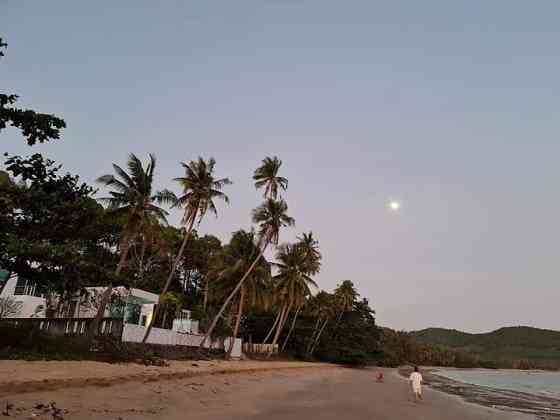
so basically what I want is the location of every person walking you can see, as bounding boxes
[409,366,423,402]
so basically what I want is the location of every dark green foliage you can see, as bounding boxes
[412,326,560,369]
[376,326,560,369]
[0,38,66,146]
[313,299,380,366]
[0,154,118,303]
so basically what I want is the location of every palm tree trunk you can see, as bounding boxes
[227,286,245,358]
[268,302,291,357]
[142,213,196,343]
[88,237,132,337]
[309,319,329,355]
[281,305,301,352]
[306,317,322,354]
[199,238,270,350]
[263,310,282,344]
[138,235,147,282]
[203,277,209,311]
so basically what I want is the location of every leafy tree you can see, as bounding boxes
[0,38,66,146]
[313,298,379,365]
[0,154,117,313]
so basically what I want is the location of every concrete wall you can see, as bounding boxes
[121,324,242,358]
[0,277,45,318]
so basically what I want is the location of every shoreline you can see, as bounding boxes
[399,366,560,418]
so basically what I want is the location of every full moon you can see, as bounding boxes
[389,201,401,211]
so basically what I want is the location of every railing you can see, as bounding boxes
[243,343,278,354]
[0,317,124,338]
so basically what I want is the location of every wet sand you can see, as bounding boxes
[0,362,531,419]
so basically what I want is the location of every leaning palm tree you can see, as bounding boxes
[199,198,294,349]
[253,156,288,200]
[307,291,336,356]
[267,243,318,356]
[281,233,322,351]
[90,154,173,335]
[211,230,271,358]
[142,157,231,343]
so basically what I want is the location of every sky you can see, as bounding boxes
[2,1,559,333]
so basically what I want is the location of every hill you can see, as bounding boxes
[411,326,560,369]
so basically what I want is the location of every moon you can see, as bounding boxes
[389,200,401,211]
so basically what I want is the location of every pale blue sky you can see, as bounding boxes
[2,1,559,332]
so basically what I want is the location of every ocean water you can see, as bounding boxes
[436,369,560,399]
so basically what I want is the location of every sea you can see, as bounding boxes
[435,369,560,399]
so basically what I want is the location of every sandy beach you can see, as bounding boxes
[0,361,532,419]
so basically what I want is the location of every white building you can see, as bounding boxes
[0,272,198,333]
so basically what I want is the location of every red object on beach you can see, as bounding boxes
[376,372,384,383]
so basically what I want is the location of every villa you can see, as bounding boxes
[0,270,198,334]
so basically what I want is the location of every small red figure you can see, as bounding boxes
[376,372,384,383]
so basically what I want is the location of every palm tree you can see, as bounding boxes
[253,156,288,200]
[306,291,335,356]
[210,230,271,358]
[90,154,172,335]
[296,232,321,275]
[334,280,359,321]
[267,243,318,356]
[281,232,322,351]
[142,157,231,343]
[199,198,294,349]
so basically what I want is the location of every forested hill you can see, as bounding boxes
[411,326,560,368]
[413,326,560,349]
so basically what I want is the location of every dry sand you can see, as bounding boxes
[0,361,532,419]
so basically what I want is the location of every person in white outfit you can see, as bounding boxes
[409,366,423,402]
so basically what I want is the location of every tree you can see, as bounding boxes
[210,230,271,357]
[91,153,173,335]
[0,296,22,318]
[267,242,319,356]
[200,198,295,349]
[281,232,322,351]
[0,38,66,146]
[0,154,117,315]
[253,156,288,199]
[142,157,231,343]
[334,280,359,321]
[313,298,379,366]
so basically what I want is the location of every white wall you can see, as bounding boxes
[121,324,242,358]
[0,277,45,318]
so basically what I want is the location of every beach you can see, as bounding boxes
[0,361,531,419]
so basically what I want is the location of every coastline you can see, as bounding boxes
[399,366,560,418]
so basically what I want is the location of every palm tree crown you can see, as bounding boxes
[252,198,295,246]
[334,280,359,313]
[253,156,288,200]
[97,153,173,258]
[295,231,322,276]
[211,230,271,307]
[174,157,232,226]
[273,243,318,308]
